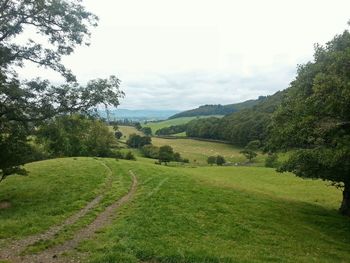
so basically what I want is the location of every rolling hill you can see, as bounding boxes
[1,157,349,262]
[169,96,267,119]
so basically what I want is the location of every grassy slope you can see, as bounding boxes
[152,137,265,165]
[117,125,264,165]
[144,115,223,134]
[1,158,349,262]
[0,158,108,239]
[79,160,350,263]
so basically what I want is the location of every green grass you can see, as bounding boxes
[116,125,265,165]
[1,158,349,262]
[114,126,143,142]
[0,158,109,240]
[77,160,350,263]
[143,115,223,134]
[21,158,132,254]
[152,137,265,165]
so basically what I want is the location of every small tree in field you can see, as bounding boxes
[114,131,123,140]
[216,155,226,166]
[158,145,174,165]
[141,127,152,136]
[207,156,216,165]
[240,140,259,163]
[240,150,257,162]
[269,24,350,216]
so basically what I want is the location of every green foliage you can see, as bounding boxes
[141,145,160,159]
[269,26,350,215]
[186,117,222,139]
[158,145,175,164]
[134,122,142,130]
[246,140,261,150]
[155,124,187,136]
[126,134,152,148]
[240,149,258,162]
[183,92,285,146]
[114,131,123,140]
[141,127,152,136]
[0,0,98,80]
[125,151,136,160]
[265,153,279,168]
[0,1,125,181]
[169,97,265,119]
[36,115,115,157]
[207,156,216,165]
[216,155,226,166]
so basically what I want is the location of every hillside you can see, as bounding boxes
[1,157,349,262]
[143,115,223,134]
[169,96,267,119]
[186,90,286,146]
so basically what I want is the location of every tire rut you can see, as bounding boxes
[1,170,137,263]
[0,160,123,263]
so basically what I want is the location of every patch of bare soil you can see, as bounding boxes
[0,200,11,210]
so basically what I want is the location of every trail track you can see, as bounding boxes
[0,162,137,263]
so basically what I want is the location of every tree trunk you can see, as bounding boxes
[339,182,350,216]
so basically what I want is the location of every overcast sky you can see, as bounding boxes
[19,0,350,110]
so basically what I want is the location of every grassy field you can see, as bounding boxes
[1,158,349,262]
[143,115,223,134]
[117,125,264,165]
[113,125,143,142]
[152,137,265,165]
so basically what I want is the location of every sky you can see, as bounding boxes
[19,0,350,110]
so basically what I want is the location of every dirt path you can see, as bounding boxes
[0,160,137,263]
[0,160,112,261]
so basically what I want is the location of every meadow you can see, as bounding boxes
[1,158,349,262]
[143,115,223,134]
[117,125,265,165]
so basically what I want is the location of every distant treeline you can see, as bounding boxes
[155,124,187,136]
[169,96,267,119]
[160,91,285,147]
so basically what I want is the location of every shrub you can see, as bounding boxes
[141,145,159,159]
[216,155,226,166]
[125,151,136,160]
[207,156,216,165]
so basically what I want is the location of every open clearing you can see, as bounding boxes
[118,125,265,165]
[0,157,349,262]
[143,115,223,134]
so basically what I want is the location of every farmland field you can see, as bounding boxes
[143,115,223,134]
[117,125,265,165]
[1,158,349,262]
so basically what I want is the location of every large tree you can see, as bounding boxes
[269,24,350,216]
[0,1,124,182]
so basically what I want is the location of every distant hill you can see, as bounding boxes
[186,90,286,146]
[169,96,267,119]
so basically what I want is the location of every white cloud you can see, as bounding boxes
[17,0,350,109]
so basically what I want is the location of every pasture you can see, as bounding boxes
[1,158,349,262]
[143,115,223,134]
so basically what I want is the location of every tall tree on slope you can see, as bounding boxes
[0,0,124,181]
[269,22,350,216]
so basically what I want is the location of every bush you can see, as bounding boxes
[141,145,159,159]
[126,134,151,148]
[36,115,115,158]
[216,155,226,166]
[125,151,136,160]
[207,156,216,165]
[182,158,190,163]
[158,145,174,164]
[265,153,279,168]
